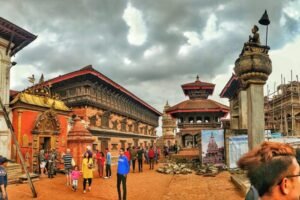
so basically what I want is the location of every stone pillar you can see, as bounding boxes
[247,84,265,149]
[238,90,248,129]
[234,42,272,149]
[0,38,13,159]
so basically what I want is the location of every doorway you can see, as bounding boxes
[39,136,51,151]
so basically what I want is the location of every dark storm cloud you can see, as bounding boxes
[1,0,300,112]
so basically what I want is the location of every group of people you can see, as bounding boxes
[59,145,160,199]
[163,144,179,158]
[39,149,57,178]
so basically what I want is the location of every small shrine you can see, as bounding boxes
[67,116,94,168]
[10,75,71,173]
[162,101,177,147]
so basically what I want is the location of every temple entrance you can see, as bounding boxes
[39,136,51,151]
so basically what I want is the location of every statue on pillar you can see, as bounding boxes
[248,25,260,44]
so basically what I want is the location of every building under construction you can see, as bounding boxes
[265,79,300,136]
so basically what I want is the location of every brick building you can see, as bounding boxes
[42,65,162,158]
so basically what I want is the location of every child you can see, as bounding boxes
[71,165,81,191]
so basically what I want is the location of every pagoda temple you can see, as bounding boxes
[166,76,229,149]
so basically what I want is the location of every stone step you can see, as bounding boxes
[6,163,23,182]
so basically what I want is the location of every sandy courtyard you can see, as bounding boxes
[7,165,243,200]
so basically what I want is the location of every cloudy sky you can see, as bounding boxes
[2,0,300,134]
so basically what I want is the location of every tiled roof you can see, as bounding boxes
[0,17,37,56]
[166,99,229,114]
[181,80,215,88]
[41,65,162,116]
[10,93,70,111]
[219,74,240,99]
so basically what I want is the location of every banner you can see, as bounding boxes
[228,135,248,168]
[202,129,225,165]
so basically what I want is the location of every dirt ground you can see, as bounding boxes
[7,165,244,200]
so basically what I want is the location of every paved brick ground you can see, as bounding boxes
[7,165,243,200]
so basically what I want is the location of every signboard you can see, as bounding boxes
[202,129,225,165]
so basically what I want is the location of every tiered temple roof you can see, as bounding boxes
[167,76,229,116]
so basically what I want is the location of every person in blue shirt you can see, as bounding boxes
[117,148,129,200]
[105,148,112,178]
[0,157,11,200]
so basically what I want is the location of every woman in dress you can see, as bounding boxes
[82,152,93,193]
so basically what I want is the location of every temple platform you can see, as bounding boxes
[171,148,199,161]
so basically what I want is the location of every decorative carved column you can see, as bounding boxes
[234,42,272,149]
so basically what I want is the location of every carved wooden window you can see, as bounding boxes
[89,115,97,127]
[101,111,110,128]
[69,88,76,96]
[133,122,138,133]
[112,120,118,130]
[58,90,66,97]
[128,124,132,132]
[84,86,90,94]
[120,118,127,132]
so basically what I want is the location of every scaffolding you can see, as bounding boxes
[265,72,300,136]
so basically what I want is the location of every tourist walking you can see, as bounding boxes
[130,146,137,172]
[62,148,73,186]
[71,165,81,192]
[0,157,10,200]
[117,148,130,200]
[105,148,111,178]
[96,150,105,178]
[148,146,155,170]
[39,149,47,176]
[47,149,56,178]
[82,152,93,193]
[137,147,144,172]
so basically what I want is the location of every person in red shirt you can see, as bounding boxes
[96,150,105,178]
[148,146,155,170]
[124,148,131,168]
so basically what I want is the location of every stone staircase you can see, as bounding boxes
[6,163,23,183]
